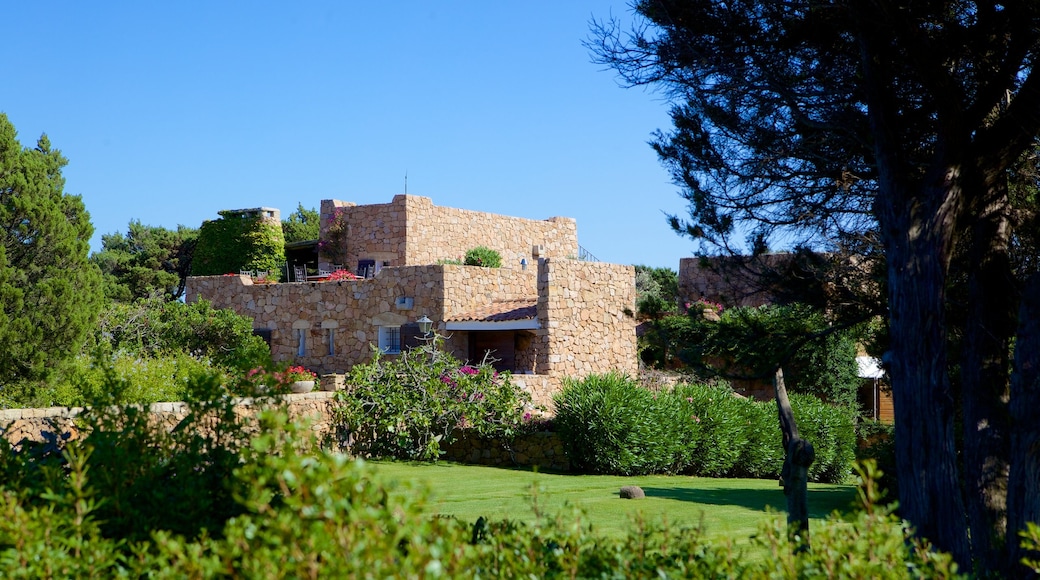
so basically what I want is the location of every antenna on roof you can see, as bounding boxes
[404,171,408,194]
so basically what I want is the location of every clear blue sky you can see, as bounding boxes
[5,1,696,270]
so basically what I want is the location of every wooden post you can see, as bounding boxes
[775,367,814,549]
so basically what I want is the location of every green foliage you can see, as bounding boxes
[0,371,256,546]
[552,373,693,475]
[317,205,349,266]
[92,296,270,372]
[642,304,862,409]
[47,348,225,408]
[791,393,858,484]
[634,265,679,319]
[191,209,285,276]
[464,246,503,268]
[91,221,197,302]
[554,374,855,482]
[334,340,532,460]
[0,414,968,577]
[751,461,963,578]
[280,203,319,243]
[856,419,897,497]
[0,114,105,391]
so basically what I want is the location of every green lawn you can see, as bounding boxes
[370,461,856,544]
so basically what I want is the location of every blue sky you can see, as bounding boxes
[5,1,695,270]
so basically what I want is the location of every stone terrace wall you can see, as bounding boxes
[536,259,638,379]
[320,195,578,270]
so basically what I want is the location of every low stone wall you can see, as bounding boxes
[0,392,568,472]
[0,392,339,448]
[442,431,569,472]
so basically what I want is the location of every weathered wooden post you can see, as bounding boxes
[775,366,815,549]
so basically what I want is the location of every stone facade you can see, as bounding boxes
[187,258,637,411]
[188,197,637,411]
[319,195,578,273]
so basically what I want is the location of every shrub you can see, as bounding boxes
[0,370,259,544]
[334,340,532,460]
[49,348,227,407]
[673,382,746,477]
[464,246,503,268]
[555,375,856,482]
[553,373,694,475]
[856,419,897,496]
[791,393,858,483]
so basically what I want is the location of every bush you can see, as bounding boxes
[0,370,258,544]
[672,382,746,477]
[856,419,897,496]
[334,340,532,460]
[791,393,858,483]
[49,348,228,407]
[553,373,694,475]
[554,375,856,482]
[464,246,503,268]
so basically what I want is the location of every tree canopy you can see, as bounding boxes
[0,113,104,393]
[92,221,197,301]
[593,1,1040,573]
[281,203,319,244]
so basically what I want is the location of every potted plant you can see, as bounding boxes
[286,365,317,393]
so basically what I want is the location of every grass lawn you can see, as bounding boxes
[370,461,856,545]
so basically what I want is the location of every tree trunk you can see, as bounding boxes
[960,175,1015,571]
[879,174,971,566]
[1007,272,1040,577]
[775,367,814,548]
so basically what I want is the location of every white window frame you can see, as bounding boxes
[296,328,306,356]
[378,326,401,354]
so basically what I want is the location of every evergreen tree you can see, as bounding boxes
[0,113,103,394]
[281,203,319,244]
[592,2,1040,572]
[92,221,197,301]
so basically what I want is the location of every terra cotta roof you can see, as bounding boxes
[446,299,537,323]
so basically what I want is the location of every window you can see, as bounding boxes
[297,329,306,356]
[327,328,335,356]
[378,326,401,354]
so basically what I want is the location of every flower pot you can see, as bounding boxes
[291,380,315,393]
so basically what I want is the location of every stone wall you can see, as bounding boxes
[187,265,540,376]
[536,258,639,379]
[0,392,338,448]
[1,393,568,471]
[319,195,578,271]
[678,255,789,308]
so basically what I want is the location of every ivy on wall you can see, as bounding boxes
[191,210,286,276]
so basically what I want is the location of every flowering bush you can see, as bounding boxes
[335,340,534,460]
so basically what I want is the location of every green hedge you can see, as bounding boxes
[553,374,856,483]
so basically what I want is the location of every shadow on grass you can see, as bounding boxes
[640,486,855,519]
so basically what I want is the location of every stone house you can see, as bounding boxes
[186,195,638,408]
